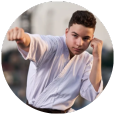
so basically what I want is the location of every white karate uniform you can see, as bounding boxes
[17,34,103,112]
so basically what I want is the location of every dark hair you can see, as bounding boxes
[69,10,96,30]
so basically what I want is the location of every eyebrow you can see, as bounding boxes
[83,36,91,39]
[72,32,79,35]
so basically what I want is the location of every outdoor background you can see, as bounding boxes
[1,2,113,111]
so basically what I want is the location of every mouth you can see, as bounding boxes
[73,48,82,52]
[73,48,82,51]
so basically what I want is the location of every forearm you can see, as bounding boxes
[89,57,102,92]
[17,33,31,52]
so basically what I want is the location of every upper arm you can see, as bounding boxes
[17,34,58,66]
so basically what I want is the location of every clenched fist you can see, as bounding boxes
[90,38,103,59]
[7,27,30,51]
[7,27,25,44]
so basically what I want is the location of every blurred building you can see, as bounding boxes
[2,2,113,52]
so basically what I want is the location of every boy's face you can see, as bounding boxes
[65,23,94,57]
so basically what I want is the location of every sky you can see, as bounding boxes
[2,2,113,53]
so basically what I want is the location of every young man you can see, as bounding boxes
[7,10,103,113]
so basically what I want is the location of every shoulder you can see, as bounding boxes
[27,33,64,42]
[82,51,93,58]
[40,35,64,44]
[40,35,61,40]
[80,51,93,64]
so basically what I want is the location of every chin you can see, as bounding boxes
[73,51,83,55]
[74,53,81,55]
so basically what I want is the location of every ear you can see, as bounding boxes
[91,35,94,41]
[92,35,94,39]
[89,35,94,45]
[65,28,69,36]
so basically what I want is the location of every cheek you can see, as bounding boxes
[67,36,73,45]
[83,42,90,49]
[67,39,73,47]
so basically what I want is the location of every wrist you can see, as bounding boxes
[93,56,101,62]
[93,56,101,59]
[93,53,102,60]
[24,33,30,47]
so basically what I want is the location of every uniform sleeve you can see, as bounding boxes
[80,55,103,102]
[17,33,58,66]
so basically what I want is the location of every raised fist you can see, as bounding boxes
[7,27,25,44]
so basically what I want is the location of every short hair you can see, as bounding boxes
[68,10,96,30]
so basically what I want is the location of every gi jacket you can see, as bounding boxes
[18,34,103,111]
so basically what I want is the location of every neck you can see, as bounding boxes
[69,50,74,59]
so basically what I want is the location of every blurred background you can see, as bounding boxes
[1,1,113,111]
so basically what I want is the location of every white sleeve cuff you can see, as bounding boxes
[80,78,103,101]
[17,45,28,60]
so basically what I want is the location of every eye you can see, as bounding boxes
[73,34,78,38]
[83,37,90,40]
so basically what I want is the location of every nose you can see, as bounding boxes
[76,37,83,46]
